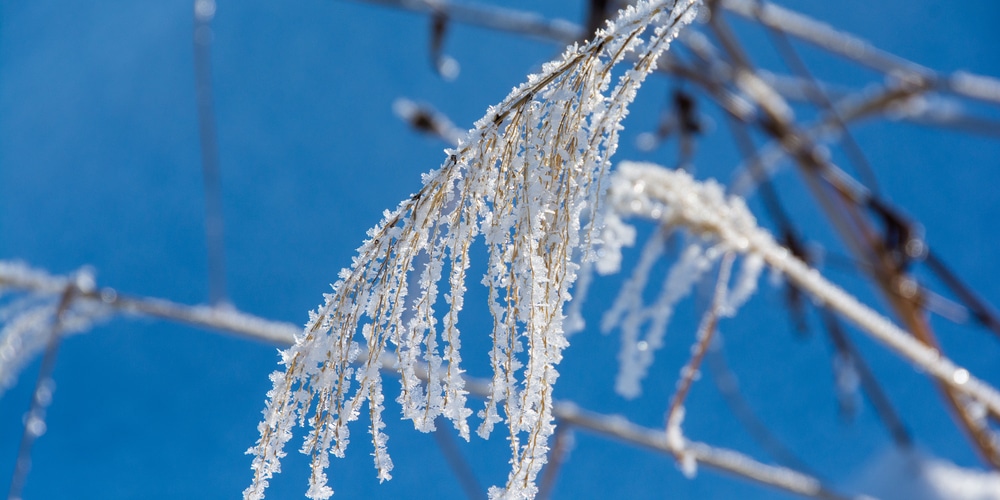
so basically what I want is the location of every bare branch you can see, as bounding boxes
[608,163,1000,419]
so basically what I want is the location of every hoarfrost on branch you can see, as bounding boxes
[244,2,702,498]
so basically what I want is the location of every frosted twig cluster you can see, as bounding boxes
[245,1,702,498]
[604,161,1000,419]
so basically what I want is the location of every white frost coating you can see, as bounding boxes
[602,186,760,399]
[246,2,703,499]
[687,441,824,495]
[735,70,793,124]
[666,407,697,478]
[608,235,716,399]
[720,252,763,316]
[951,71,1000,105]
[601,226,668,336]
[852,446,1000,500]
[0,260,73,294]
[593,211,637,276]
[0,262,108,395]
[606,161,1000,421]
[564,262,593,336]
[392,98,465,146]
[721,0,905,73]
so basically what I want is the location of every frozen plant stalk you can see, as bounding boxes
[245,1,702,499]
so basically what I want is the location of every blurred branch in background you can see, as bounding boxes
[193,0,229,307]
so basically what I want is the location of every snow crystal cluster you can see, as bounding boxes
[245,2,702,499]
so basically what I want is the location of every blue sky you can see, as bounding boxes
[2,1,1000,498]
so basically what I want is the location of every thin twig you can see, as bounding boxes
[665,253,734,426]
[721,0,1000,107]
[0,264,297,346]
[924,250,1000,337]
[6,279,81,500]
[719,0,928,79]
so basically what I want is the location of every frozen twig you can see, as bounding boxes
[6,277,82,500]
[719,0,1000,108]
[607,162,1000,419]
[553,402,857,500]
[665,253,734,425]
[0,260,298,352]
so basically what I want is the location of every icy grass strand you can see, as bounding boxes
[245,1,703,499]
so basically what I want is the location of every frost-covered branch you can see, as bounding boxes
[5,270,91,500]
[697,11,1000,465]
[605,162,1000,419]
[0,261,298,355]
[377,0,1000,479]
[552,402,857,500]
[7,0,1000,497]
[246,2,705,498]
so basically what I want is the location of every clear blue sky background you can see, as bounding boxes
[2,1,1000,498]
